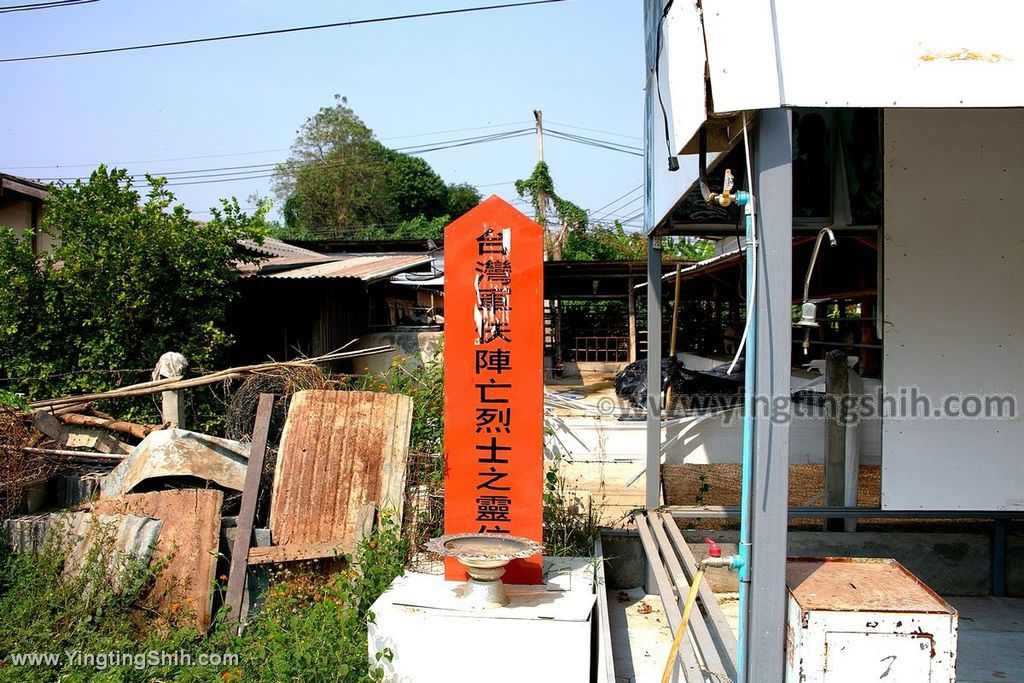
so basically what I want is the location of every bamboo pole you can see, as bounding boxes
[29,345,395,409]
[665,265,683,411]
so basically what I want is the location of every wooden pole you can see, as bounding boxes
[668,265,683,356]
[627,277,637,362]
[534,109,551,259]
[664,265,683,411]
[225,393,275,627]
[57,413,162,441]
[824,350,848,531]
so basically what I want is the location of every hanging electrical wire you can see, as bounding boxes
[0,0,97,14]
[545,128,643,156]
[589,184,643,216]
[31,128,535,187]
[0,0,570,64]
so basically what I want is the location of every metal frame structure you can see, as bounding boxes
[642,108,796,682]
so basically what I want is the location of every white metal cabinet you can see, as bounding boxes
[785,558,957,683]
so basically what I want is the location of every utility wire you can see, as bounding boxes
[546,129,643,156]
[0,0,97,14]
[545,119,641,142]
[589,184,643,216]
[0,0,571,64]
[3,122,534,170]
[592,193,642,222]
[34,129,534,184]
[7,122,637,174]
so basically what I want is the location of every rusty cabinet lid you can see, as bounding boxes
[786,557,955,614]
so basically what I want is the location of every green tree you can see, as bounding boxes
[515,161,588,260]
[275,96,480,239]
[445,182,482,219]
[378,145,449,223]
[274,96,390,234]
[354,215,449,242]
[560,220,714,262]
[0,166,266,412]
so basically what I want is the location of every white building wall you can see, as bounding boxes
[882,109,1024,510]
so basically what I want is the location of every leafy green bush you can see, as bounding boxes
[0,167,267,425]
[220,512,407,683]
[542,458,600,558]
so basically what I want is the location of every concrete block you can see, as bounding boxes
[683,529,992,596]
[600,531,645,589]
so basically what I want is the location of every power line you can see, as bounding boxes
[588,184,642,216]
[545,119,641,142]
[32,129,535,184]
[592,193,643,222]
[547,128,643,152]
[0,0,97,14]
[546,128,643,156]
[0,0,572,64]
[2,122,534,171]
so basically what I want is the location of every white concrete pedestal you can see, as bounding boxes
[368,557,596,683]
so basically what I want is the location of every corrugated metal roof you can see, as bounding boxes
[238,237,327,260]
[256,253,433,283]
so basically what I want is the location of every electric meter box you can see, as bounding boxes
[784,557,957,683]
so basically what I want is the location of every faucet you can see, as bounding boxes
[796,227,838,355]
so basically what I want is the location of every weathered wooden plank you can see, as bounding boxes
[224,393,274,625]
[824,350,848,531]
[33,411,131,454]
[657,511,739,677]
[594,535,617,683]
[248,540,349,565]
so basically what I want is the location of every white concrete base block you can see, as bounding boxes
[368,557,596,683]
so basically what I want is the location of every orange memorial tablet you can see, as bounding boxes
[443,196,544,584]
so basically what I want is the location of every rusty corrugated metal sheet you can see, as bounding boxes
[93,489,222,631]
[258,254,432,282]
[236,237,334,276]
[265,390,413,560]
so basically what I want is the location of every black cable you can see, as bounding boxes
[0,0,97,13]
[545,130,643,157]
[545,128,643,153]
[0,0,571,64]
[590,184,643,216]
[593,193,643,222]
[35,128,535,184]
[653,0,677,170]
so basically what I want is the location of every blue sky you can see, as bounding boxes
[1,0,645,227]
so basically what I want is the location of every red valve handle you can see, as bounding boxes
[703,536,722,558]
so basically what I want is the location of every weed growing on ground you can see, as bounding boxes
[542,458,600,558]
[0,512,408,682]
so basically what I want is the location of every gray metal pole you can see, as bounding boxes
[747,107,793,683]
[646,235,663,510]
